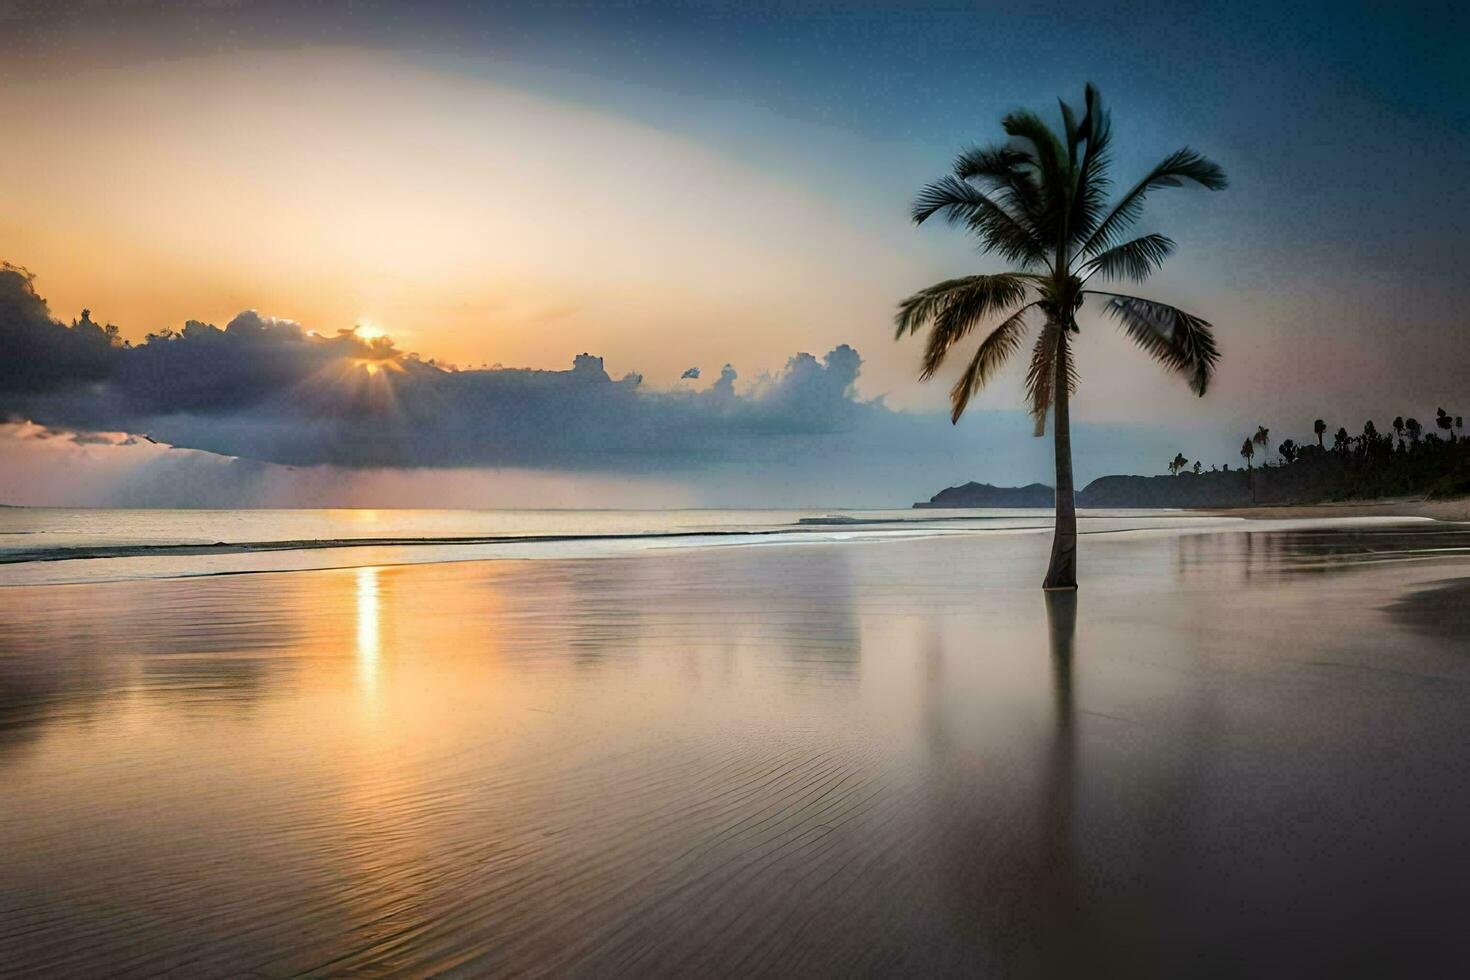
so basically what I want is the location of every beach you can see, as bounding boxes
[2,512,1469,976]
[1204,496,1470,522]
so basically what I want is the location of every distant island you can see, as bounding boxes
[914,474,1255,508]
[914,482,1057,508]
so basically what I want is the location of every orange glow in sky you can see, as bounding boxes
[0,48,940,402]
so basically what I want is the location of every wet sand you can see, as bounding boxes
[2,520,1470,976]
[1199,494,1470,522]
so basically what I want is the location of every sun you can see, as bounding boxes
[354,322,388,342]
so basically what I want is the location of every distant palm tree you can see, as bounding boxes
[1240,437,1256,502]
[896,85,1226,589]
[1252,425,1270,464]
[1314,418,1327,449]
[1393,416,1405,450]
[1435,407,1452,437]
[1168,451,1188,475]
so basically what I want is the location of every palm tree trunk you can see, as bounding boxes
[1043,329,1078,590]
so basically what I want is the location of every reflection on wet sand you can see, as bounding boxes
[1177,520,1470,585]
[355,565,380,701]
[2,524,1469,975]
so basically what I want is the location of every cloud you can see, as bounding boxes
[2,263,896,473]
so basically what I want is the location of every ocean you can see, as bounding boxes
[0,506,1248,587]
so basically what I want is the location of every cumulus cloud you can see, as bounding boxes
[2,263,891,473]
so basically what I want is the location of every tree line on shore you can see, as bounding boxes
[1165,409,1470,501]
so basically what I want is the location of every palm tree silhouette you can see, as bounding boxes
[1252,425,1270,460]
[896,85,1226,589]
[1435,408,1452,437]
[1314,418,1327,449]
[1240,437,1256,502]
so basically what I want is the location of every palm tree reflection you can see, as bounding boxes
[1046,590,1076,750]
[1035,589,1084,974]
[920,591,1091,972]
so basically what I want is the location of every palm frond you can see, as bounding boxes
[1068,84,1113,247]
[894,273,1031,344]
[911,176,1046,264]
[913,276,1033,377]
[1002,110,1066,192]
[1001,110,1069,242]
[1091,291,1220,395]
[1058,98,1081,168]
[1024,322,1076,436]
[953,144,1043,229]
[1082,233,1175,282]
[895,275,971,339]
[948,302,1039,422]
[1026,328,1055,436]
[953,144,1034,183]
[1081,147,1227,256]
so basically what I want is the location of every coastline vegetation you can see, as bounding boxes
[1166,410,1470,503]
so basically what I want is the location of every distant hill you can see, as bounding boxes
[914,472,1256,508]
[914,482,1057,508]
[1078,472,1253,507]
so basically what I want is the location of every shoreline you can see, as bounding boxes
[1195,496,1470,522]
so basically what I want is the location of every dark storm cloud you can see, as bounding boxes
[0,264,888,472]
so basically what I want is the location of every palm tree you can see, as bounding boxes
[1435,407,1452,437]
[896,85,1226,589]
[1252,425,1270,460]
[1314,418,1327,449]
[1240,437,1256,502]
[1170,452,1189,476]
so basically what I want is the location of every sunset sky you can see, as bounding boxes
[1,0,1466,506]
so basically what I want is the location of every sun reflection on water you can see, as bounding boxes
[356,566,381,699]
